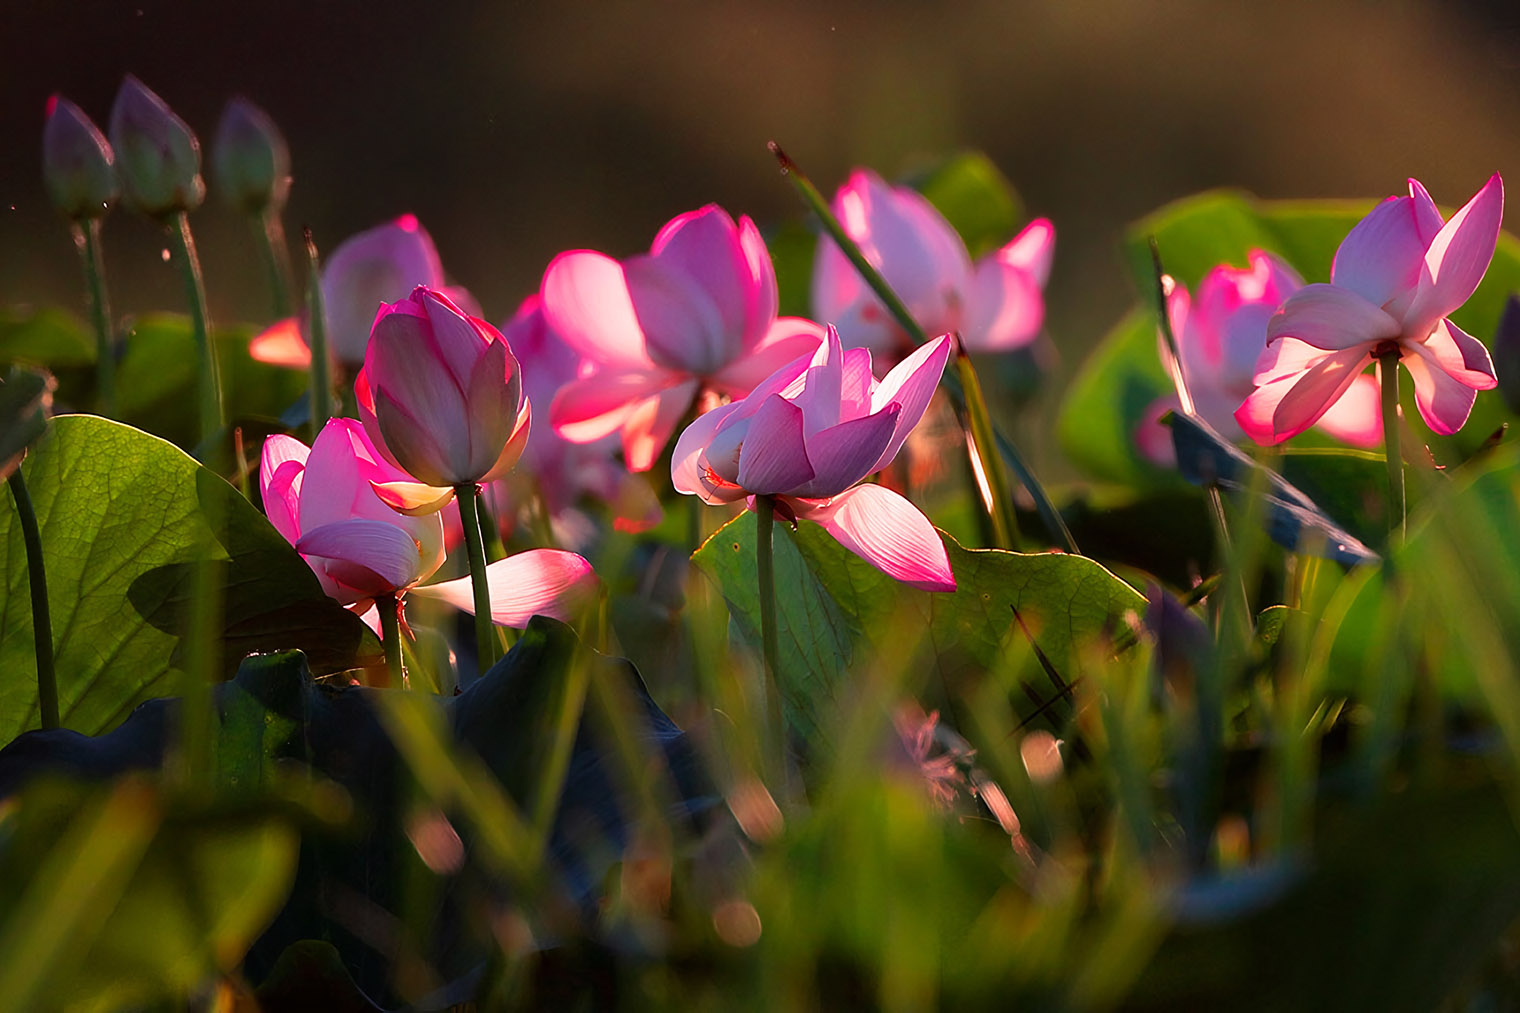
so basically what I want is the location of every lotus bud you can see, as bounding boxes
[108,75,204,217]
[42,96,117,220]
[212,97,290,214]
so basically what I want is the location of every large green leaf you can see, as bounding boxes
[0,415,379,741]
[1059,190,1520,489]
[914,150,1024,258]
[0,306,95,369]
[692,512,1145,743]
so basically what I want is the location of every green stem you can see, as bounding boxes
[755,496,785,783]
[456,483,498,673]
[954,348,1018,549]
[769,142,1076,553]
[168,212,225,456]
[8,470,57,730]
[303,230,334,433]
[1377,347,1405,540]
[256,209,294,319]
[377,592,404,688]
[73,219,115,417]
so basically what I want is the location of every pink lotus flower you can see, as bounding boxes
[1237,175,1503,444]
[541,205,826,472]
[1137,250,1382,465]
[261,419,596,626]
[353,286,531,509]
[672,325,956,591]
[812,168,1053,360]
[250,215,478,369]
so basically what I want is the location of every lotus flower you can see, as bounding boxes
[108,75,203,218]
[353,286,531,510]
[1236,175,1503,443]
[542,205,826,472]
[42,95,116,220]
[1136,250,1381,465]
[812,168,1053,360]
[211,96,290,215]
[249,215,477,369]
[261,419,596,626]
[672,325,956,591]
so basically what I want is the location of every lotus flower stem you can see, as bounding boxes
[257,209,294,319]
[376,592,403,688]
[754,495,785,783]
[303,229,334,432]
[456,482,499,672]
[769,141,1075,553]
[1377,345,1405,539]
[8,470,57,730]
[72,219,115,416]
[168,211,225,456]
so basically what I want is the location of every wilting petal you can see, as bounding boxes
[1418,318,1498,389]
[541,250,654,370]
[790,405,899,499]
[1404,344,1480,435]
[550,369,673,443]
[297,518,426,596]
[793,484,954,592]
[1330,195,1433,310]
[625,254,729,375]
[1235,346,1369,445]
[963,256,1044,352]
[1267,284,1400,351]
[1313,373,1383,448]
[1406,173,1504,335]
[998,218,1056,287]
[411,549,597,627]
[734,394,815,494]
[672,401,743,499]
[709,317,825,397]
[869,333,953,470]
[248,317,311,368]
[623,379,700,473]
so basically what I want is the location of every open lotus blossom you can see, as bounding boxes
[541,204,826,472]
[673,325,956,591]
[1236,174,1503,444]
[261,419,596,626]
[1136,250,1381,465]
[250,214,479,369]
[812,168,1054,361]
[354,285,532,512]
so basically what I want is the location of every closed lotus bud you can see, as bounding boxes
[42,96,117,219]
[212,97,290,214]
[108,75,204,217]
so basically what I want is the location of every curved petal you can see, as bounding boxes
[962,256,1044,352]
[790,405,899,498]
[709,317,826,398]
[1404,344,1480,435]
[1417,318,1498,390]
[1312,373,1383,448]
[419,287,493,390]
[648,205,751,349]
[297,518,426,596]
[622,379,700,473]
[550,369,674,444]
[259,434,307,544]
[625,254,730,375]
[1235,347,1369,445]
[869,333,953,470]
[671,401,743,500]
[479,399,534,484]
[997,218,1055,287]
[734,394,816,494]
[321,216,446,365]
[837,169,972,318]
[248,317,311,368]
[1252,336,1338,385]
[461,339,519,478]
[370,479,456,516]
[374,386,460,487]
[540,250,654,370]
[1330,195,1433,310]
[790,324,845,437]
[1406,173,1504,336]
[1267,284,1400,352]
[737,215,780,348]
[412,549,597,627]
[792,484,954,592]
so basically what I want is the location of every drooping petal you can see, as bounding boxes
[734,394,816,494]
[997,218,1056,287]
[248,317,312,368]
[540,250,654,370]
[1266,284,1400,351]
[1330,195,1434,311]
[1417,318,1498,390]
[625,254,730,375]
[790,405,900,499]
[1405,173,1504,336]
[411,549,597,627]
[1251,336,1337,385]
[1235,346,1369,445]
[709,317,826,397]
[621,379,700,473]
[869,333,954,470]
[962,256,1044,352]
[672,401,743,500]
[550,368,676,444]
[297,518,427,597]
[792,484,955,592]
[1312,373,1383,448]
[1404,344,1480,435]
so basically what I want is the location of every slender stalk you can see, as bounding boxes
[73,219,115,416]
[256,210,294,319]
[769,142,1076,553]
[455,483,498,673]
[8,470,57,730]
[376,592,404,688]
[1376,346,1405,540]
[954,348,1018,549]
[303,229,334,433]
[754,496,785,784]
[167,212,225,456]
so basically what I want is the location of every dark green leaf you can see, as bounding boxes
[0,306,95,369]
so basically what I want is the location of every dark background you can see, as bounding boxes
[7,0,1520,398]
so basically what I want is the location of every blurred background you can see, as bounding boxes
[6,0,1520,407]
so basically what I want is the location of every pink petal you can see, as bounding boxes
[838,169,972,321]
[479,399,534,484]
[248,317,311,368]
[962,256,1044,352]
[792,484,954,592]
[1235,346,1369,445]
[297,518,427,596]
[461,338,520,476]
[411,549,597,627]
[540,250,654,370]
[622,379,700,472]
[709,317,826,397]
[259,434,308,544]
[1330,194,1435,311]
[321,218,445,365]
[648,205,752,350]
[1312,373,1383,448]
[997,218,1056,287]
[1135,395,1182,467]
[790,405,900,498]
[419,287,494,390]
[810,240,894,355]
[550,369,673,444]
[1417,318,1498,390]
[1252,336,1338,385]
[1267,284,1400,352]
[869,333,953,470]
[1406,173,1504,335]
[790,323,846,437]
[374,386,462,487]
[624,254,730,375]
[737,215,780,349]
[671,401,743,501]
[369,480,456,516]
[1404,344,1480,435]
[734,394,816,494]
[1406,179,1447,246]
